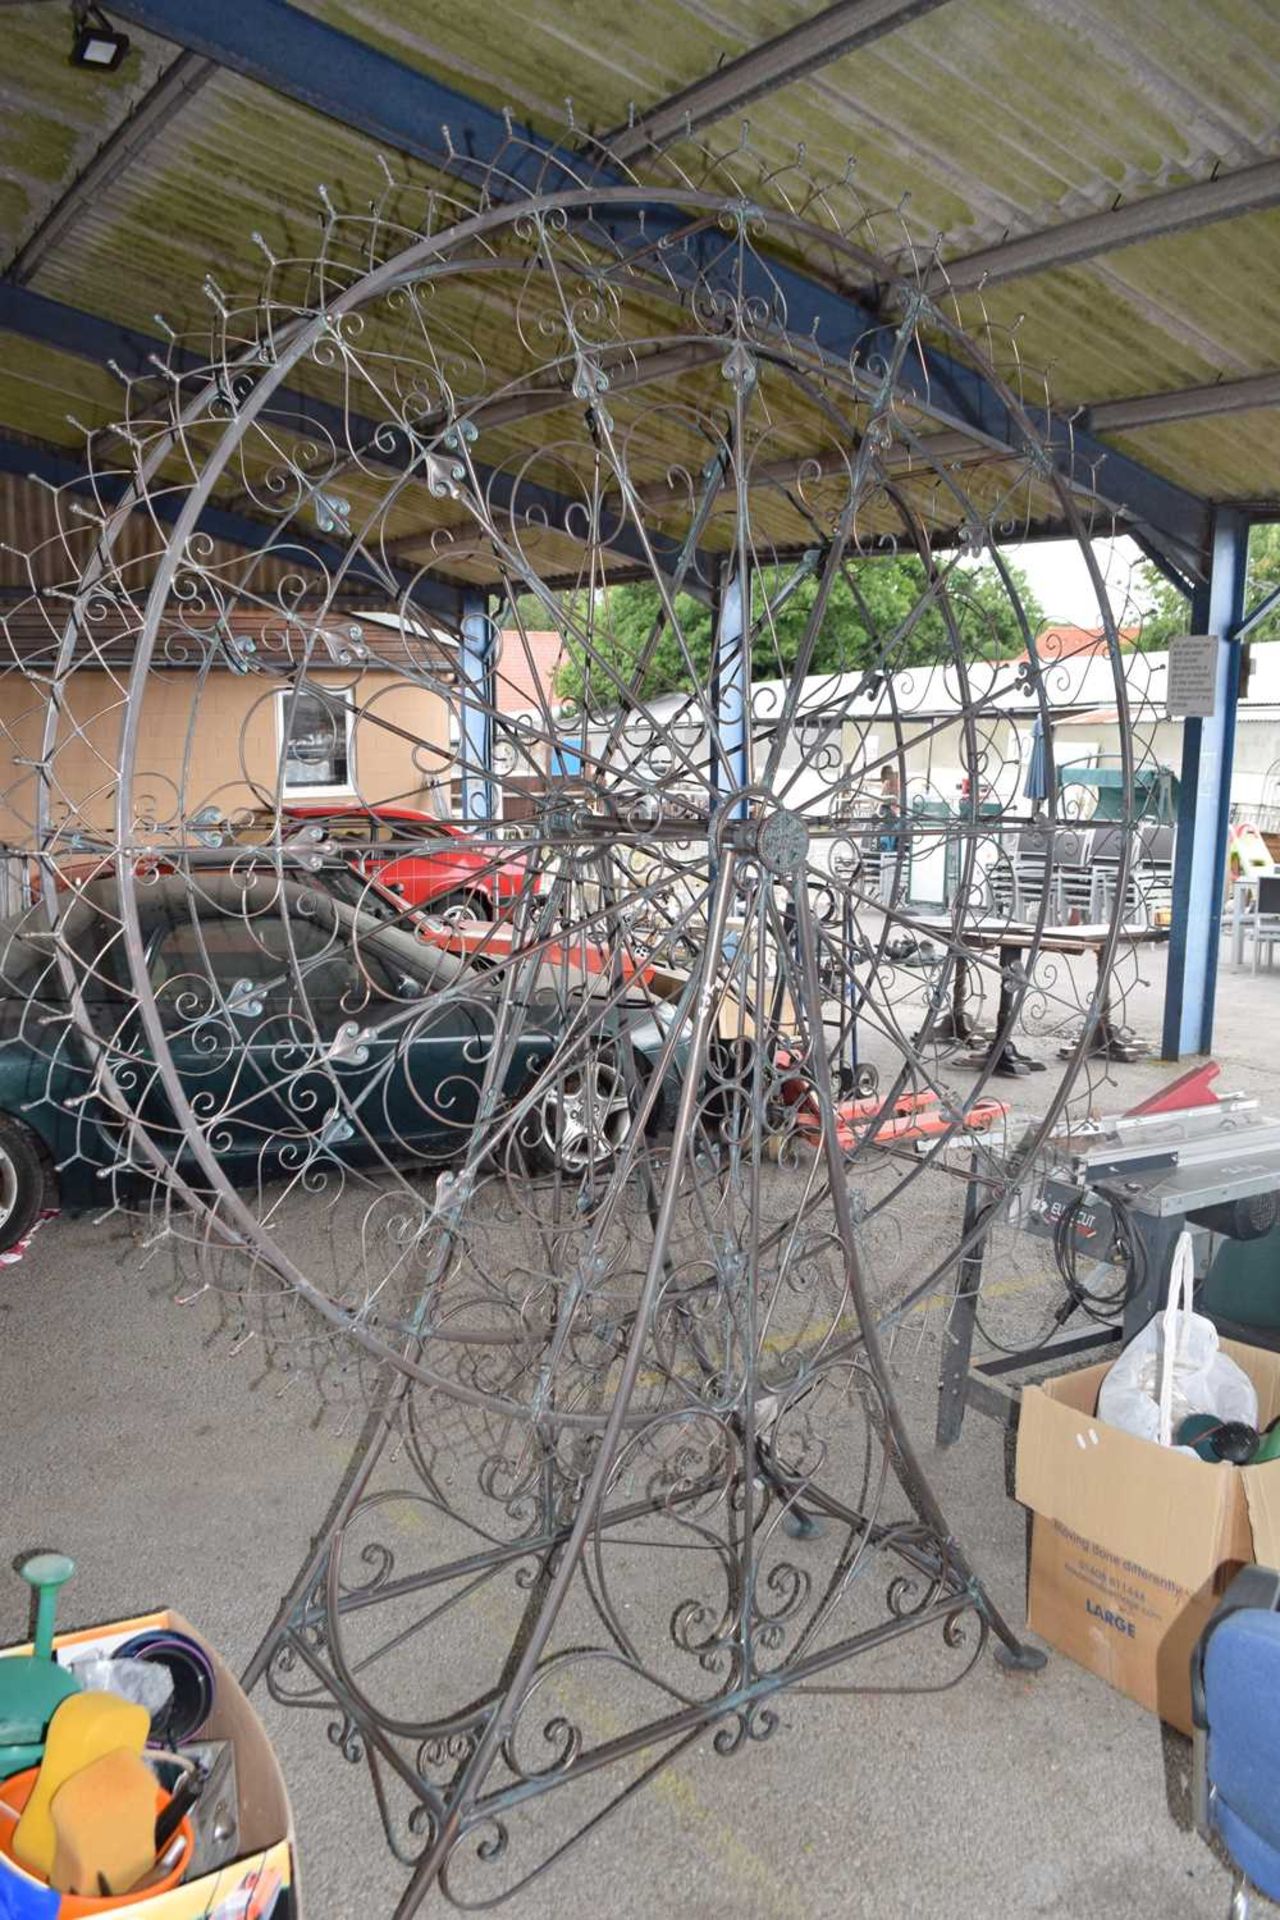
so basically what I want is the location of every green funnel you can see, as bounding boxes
[0,1552,80,1780]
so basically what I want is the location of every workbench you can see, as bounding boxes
[936,1081,1280,1443]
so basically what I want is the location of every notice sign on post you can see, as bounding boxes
[1166,634,1221,718]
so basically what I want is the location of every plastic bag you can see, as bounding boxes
[66,1655,173,1719]
[1097,1230,1257,1448]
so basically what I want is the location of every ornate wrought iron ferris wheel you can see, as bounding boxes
[0,125,1156,1912]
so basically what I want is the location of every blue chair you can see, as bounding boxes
[1192,1566,1280,1916]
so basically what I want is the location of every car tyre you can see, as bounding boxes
[0,1115,49,1254]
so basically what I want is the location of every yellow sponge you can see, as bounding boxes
[50,1746,157,1897]
[12,1690,150,1879]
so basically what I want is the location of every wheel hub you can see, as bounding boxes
[717,803,810,875]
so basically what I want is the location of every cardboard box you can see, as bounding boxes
[0,1609,297,1917]
[1016,1340,1280,1735]
[647,956,800,1043]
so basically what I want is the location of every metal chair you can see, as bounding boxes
[1138,822,1176,925]
[1012,822,1065,924]
[1089,824,1160,927]
[1049,827,1093,922]
[1192,1565,1280,1917]
[1248,874,1280,972]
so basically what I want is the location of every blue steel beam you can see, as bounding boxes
[0,433,463,617]
[0,284,693,587]
[1130,527,1196,603]
[459,589,496,823]
[105,0,1213,577]
[1162,508,1249,1060]
[110,0,566,196]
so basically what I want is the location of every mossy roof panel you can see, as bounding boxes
[1,0,1277,580]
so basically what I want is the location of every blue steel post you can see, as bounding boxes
[712,566,750,815]
[460,591,496,826]
[1162,508,1249,1059]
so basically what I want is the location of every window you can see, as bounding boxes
[321,815,391,846]
[148,911,394,1035]
[277,687,354,795]
[317,814,454,846]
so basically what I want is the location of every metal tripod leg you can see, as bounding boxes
[790,880,1045,1675]
[387,852,746,1915]
[936,1152,991,1448]
[241,1369,408,1694]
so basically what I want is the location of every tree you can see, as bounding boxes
[531,554,1043,706]
[1133,523,1280,650]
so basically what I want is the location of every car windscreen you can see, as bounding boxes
[143,883,470,1018]
[355,919,472,995]
[293,815,391,845]
[0,898,114,1004]
[298,869,482,991]
[147,898,407,1026]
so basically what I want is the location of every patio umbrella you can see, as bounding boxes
[1023,714,1050,813]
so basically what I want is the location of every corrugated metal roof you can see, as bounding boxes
[292,0,1280,253]
[0,333,130,445]
[292,0,1280,272]
[944,208,1280,408]
[0,12,173,264]
[26,66,454,338]
[1106,407,1280,501]
[689,0,1280,255]
[0,470,395,601]
[0,0,1276,596]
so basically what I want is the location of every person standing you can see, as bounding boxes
[877,765,903,906]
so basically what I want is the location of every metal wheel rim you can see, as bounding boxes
[438,896,488,927]
[9,154,1144,1420]
[535,1059,633,1172]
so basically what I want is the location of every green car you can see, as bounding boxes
[0,870,689,1250]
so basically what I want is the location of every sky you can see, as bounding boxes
[1003,534,1154,629]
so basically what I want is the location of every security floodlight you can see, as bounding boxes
[70,5,129,71]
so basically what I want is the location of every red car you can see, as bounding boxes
[280,804,538,920]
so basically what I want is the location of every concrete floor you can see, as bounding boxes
[5,932,1280,1917]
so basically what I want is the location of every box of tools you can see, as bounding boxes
[0,1609,296,1916]
[1016,1342,1280,1734]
